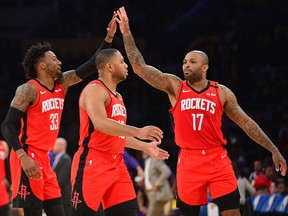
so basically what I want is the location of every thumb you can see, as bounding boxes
[275,163,280,172]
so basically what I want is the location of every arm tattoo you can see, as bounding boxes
[123,34,172,91]
[123,34,145,69]
[11,84,37,112]
[223,86,276,151]
[62,70,81,90]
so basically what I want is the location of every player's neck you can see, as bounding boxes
[98,78,117,95]
[187,79,208,91]
[35,77,54,90]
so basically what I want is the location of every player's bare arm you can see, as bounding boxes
[125,136,169,160]
[82,84,163,141]
[221,85,287,176]
[222,85,276,150]
[124,33,181,100]
[60,70,81,90]
[10,83,38,112]
[117,6,181,102]
[6,83,43,179]
[122,33,177,92]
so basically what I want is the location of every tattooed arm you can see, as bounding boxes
[220,84,287,176]
[116,6,181,106]
[1,83,37,151]
[1,83,42,179]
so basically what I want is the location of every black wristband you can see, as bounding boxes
[1,107,24,151]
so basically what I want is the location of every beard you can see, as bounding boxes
[55,71,64,84]
[184,70,202,83]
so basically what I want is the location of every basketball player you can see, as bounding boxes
[70,48,169,216]
[116,6,287,216]
[0,13,124,216]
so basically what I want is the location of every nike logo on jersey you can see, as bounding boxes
[40,91,47,94]
[182,89,192,93]
[55,89,62,92]
[221,154,227,159]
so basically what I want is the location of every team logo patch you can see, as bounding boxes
[71,190,82,209]
[18,184,31,201]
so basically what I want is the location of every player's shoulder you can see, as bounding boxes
[217,83,232,93]
[16,81,38,95]
[81,80,109,99]
[217,83,225,89]
[11,81,38,110]
[84,80,103,91]
[217,84,237,103]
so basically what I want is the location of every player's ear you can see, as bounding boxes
[202,64,208,71]
[106,63,113,73]
[35,61,46,71]
[40,61,46,69]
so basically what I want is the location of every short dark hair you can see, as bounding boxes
[95,48,118,70]
[22,42,51,80]
[190,50,209,65]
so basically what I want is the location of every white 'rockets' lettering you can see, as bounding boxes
[42,98,64,112]
[181,98,216,114]
[111,104,126,117]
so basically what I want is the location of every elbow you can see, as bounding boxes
[92,117,108,133]
[132,65,148,77]
[93,121,103,132]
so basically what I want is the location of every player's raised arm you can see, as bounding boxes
[61,11,118,90]
[116,6,181,100]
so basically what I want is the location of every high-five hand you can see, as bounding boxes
[115,6,130,35]
[146,140,169,160]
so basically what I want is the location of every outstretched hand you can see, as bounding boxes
[272,150,287,176]
[146,140,169,160]
[106,11,117,37]
[115,6,130,35]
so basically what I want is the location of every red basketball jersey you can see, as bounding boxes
[78,80,126,154]
[0,141,6,180]
[0,141,9,206]
[19,79,66,151]
[170,80,227,149]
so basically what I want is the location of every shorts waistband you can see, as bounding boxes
[180,146,225,156]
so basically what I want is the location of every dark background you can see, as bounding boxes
[1,0,288,176]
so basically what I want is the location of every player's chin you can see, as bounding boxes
[122,75,128,81]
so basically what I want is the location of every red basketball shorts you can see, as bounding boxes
[10,146,61,208]
[176,147,237,205]
[71,147,136,212]
[0,179,9,206]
